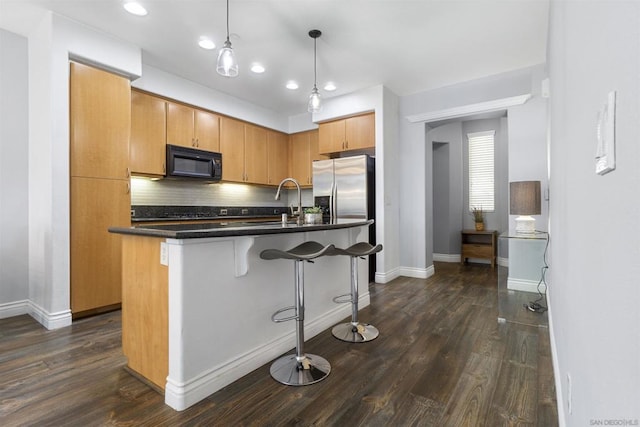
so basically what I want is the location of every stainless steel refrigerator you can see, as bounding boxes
[312,155,376,280]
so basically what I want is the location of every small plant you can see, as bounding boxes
[470,206,484,223]
[304,206,323,214]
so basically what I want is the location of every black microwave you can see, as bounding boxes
[166,144,222,181]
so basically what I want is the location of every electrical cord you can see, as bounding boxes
[524,231,549,314]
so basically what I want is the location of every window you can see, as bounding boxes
[468,130,495,211]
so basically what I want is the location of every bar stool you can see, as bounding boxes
[331,242,383,343]
[260,241,336,386]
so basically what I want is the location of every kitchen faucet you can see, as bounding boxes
[275,178,303,226]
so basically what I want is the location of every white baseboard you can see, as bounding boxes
[375,267,401,283]
[28,302,72,330]
[399,265,434,279]
[433,253,461,263]
[507,277,546,293]
[165,293,368,411]
[546,290,566,426]
[0,300,29,319]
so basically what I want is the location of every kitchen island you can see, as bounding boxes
[109,219,374,411]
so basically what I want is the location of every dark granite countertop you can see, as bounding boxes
[109,218,374,239]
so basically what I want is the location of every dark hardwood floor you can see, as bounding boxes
[0,262,557,426]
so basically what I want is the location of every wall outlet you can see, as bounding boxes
[567,373,572,414]
[241,208,248,215]
[160,242,168,266]
[220,209,227,215]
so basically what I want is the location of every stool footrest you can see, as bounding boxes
[271,306,297,323]
[332,293,353,304]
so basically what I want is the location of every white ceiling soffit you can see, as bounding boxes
[406,94,532,124]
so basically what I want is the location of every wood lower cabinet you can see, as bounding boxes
[130,90,166,176]
[121,235,168,389]
[70,177,131,315]
[167,101,220,152]
[289,129,326,187]
[318,112,375,154]
[70,62,130,180]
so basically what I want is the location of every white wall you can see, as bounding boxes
[0,29,29,317]
[547,1,640,424]
[429,123,463,257]
[398,65,546,273]
[461,118,509,232]
[508,68,549,232]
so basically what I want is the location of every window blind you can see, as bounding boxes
[468,130,495,212]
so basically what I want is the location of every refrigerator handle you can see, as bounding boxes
[329,182,334,220]
[332,182,337,220]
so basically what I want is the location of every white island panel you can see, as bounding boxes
[164,226,368,410]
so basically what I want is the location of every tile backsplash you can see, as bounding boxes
[131,177,314,207]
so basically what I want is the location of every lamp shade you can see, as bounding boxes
[510,181,541,215]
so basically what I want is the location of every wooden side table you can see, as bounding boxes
[461,229,497,268]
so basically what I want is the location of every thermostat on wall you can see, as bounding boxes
[595,91,616,175]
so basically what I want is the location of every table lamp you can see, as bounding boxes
[510,181,541,234]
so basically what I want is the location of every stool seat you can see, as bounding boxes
[260,241,336,261]
[330,242,383,343]
[260,241,334,386]
[332,242,383,257]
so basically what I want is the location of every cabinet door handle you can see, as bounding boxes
[163,163,166,174]
[195,138,199,147]
[126,182,130,194]
[126,167,130,178]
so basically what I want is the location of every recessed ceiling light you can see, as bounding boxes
[286,81,299,90]
[251,64,265,74]
[324,82,337,91]
[123,1,147,16]
[198,37,216,50]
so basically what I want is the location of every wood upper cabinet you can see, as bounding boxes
[219,116,245,182]
[70,62,131,179]
[318,112,375,154]
[71,177,130,314]
[220,117,274,185]
[194,109,220,152]
[167,101,220,152]
[267,130,289,185]
[289,129,327,187]
[244,124,268,185]
[130,90,166,176]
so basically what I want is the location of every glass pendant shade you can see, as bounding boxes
[307,29,322,113]
[216,39,238,77]
[308,86,322,112]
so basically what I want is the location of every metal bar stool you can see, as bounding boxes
[260,241,336,386]
[331,242,383,343]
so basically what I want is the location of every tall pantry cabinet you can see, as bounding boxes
[69,62,131,317]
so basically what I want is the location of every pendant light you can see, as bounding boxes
[217,0,238,77]
[308,29,322,113]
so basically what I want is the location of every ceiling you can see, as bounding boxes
[4,0,549,116]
